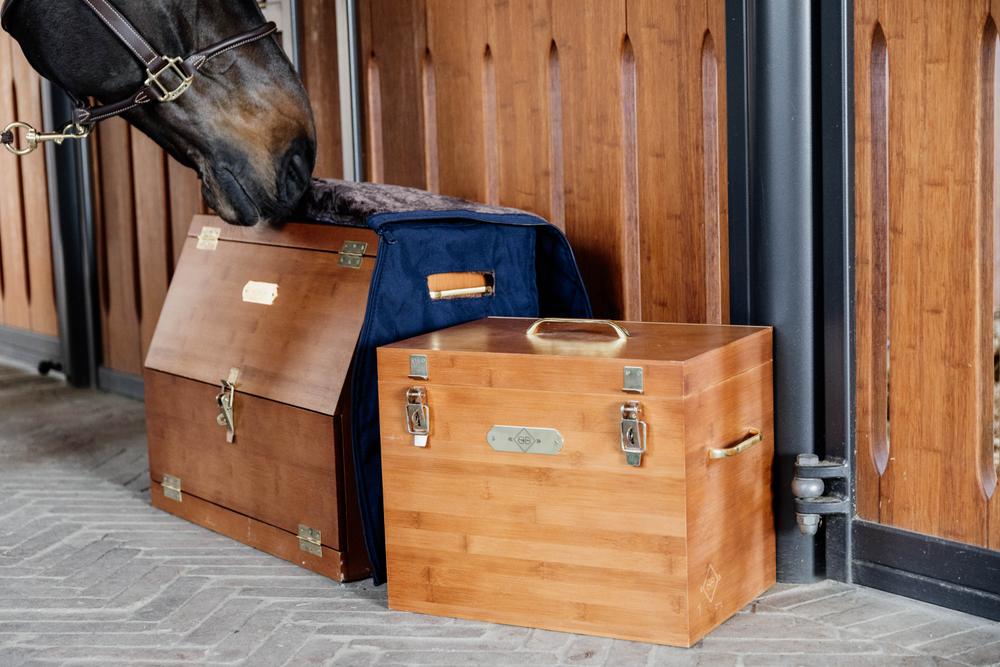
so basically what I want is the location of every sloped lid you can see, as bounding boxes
[145,216,378,415]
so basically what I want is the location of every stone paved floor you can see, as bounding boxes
[1,360,999,666]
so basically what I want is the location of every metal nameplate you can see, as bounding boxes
[196,226,221,251]
[242,281,278,305]
[487,426,564,455]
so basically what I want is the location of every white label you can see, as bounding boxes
[242,281,279,305]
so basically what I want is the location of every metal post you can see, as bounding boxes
[335,0,364,181]
[816,0,855,584]
[746,0,820,583]
[40,82,99,388]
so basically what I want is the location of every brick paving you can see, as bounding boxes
[0,360,998,666]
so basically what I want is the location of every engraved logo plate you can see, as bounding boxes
[242,281,278,305]
[487,426,564,455]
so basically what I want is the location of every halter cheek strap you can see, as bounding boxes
[2,0,277,155]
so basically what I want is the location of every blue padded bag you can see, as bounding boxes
[302,180,592,583]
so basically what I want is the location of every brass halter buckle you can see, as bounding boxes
[2,121,91,156]
[146,57,194,103]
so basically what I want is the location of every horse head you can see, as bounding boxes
[2,0,316,226]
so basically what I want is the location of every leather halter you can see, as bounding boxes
[1,0,277,154]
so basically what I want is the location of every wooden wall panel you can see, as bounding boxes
[855,0,999,548]
[360,0,730,323]
[0,31,58,337]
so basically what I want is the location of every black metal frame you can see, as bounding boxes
[728,0,1000,617]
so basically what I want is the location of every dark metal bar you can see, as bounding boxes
[0,327,60,370]
[746,0,820,583]
[853,521,1000,620]
[41,82,99,388]
[725,0,752,325]
[817,0,856,584]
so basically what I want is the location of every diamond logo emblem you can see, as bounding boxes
[512,428,538,452]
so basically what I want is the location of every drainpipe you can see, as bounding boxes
[746,0,820,583]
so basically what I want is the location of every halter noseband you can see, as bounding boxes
[1,0,277,156]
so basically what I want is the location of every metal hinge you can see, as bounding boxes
[162,474,182,502]
[196,226,221,251]
[297,524,322,557]
[620,401,647,467]
[338,240,368,269]
[792,454,850,535]
[405,386,430,447]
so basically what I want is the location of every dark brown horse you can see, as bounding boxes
[2,0,316,226]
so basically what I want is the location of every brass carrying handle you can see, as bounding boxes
[526,318,631,340]
[707,429,763,460]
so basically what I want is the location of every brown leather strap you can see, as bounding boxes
[78,0,165,70]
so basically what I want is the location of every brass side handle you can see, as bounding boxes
[708,429,763,460]
[526,318,631,340]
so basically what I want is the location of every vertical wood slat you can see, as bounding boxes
[550,1,628,318]
[425,0,491,203]
[131,130,170,362]
[360,0,428,189]
[0,31,32,331]
[11,46,58,337]
[167,158,203,268]
[989,0,1000,555]
[853,0,883,522]
[299,0,344,179]
[96,118,143,376]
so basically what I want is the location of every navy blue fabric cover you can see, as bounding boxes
[302,181,591,584]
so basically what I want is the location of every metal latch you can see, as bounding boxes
[162,474,182,502]
[792,454,850,535]
[620,401,647,467]
[405,386,430,447]
[216,368,239,444]
[338,240,368,269]
[297,524,322,557]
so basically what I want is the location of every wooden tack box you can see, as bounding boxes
[377,317,775,647]
[144,215,373,582]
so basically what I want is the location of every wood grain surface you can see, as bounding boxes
[146,369,343,549]
[358,0,729,323]
[855,0,1000,549]
[378,319,773,646]
[145,223,375,415]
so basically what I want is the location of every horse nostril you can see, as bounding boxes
[279,140,314,208]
